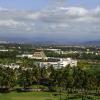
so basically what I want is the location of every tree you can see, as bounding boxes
[0,67,16,92]
[18,69,33,89]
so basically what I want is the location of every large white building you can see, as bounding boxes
[39,58,77,69]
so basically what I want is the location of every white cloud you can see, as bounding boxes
[60,7,88,16]
[27,12,41,20]
[0,6,100,41]
[0,19,24,27]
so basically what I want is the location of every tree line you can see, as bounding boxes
[0,63,100,96]
[44,50,100,60]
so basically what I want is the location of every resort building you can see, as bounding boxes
[16,48,48,60]
[32,49,48,60]
[39,58,77,69]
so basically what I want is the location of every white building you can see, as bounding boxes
[0,64,20,70]
[39,58,77,69]
[16,54,33,58]
[0,49,9,52]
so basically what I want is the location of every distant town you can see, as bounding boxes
[0,43,100,99]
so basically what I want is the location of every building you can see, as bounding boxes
[32,51,48,60]
[39,58,77,69]
[16,54,33,58]
[16,49,48,60]
[0,49,9,52]
[0,64,20,70]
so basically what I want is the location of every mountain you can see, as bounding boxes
[82,40,100,46]
[0,37,76,45]
[1,37,100,46]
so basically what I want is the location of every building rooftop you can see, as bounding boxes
[33,49,47,60]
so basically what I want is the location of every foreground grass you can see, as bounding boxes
[0,92,100,100]
[0,92,60,100]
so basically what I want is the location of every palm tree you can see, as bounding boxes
[0,67,16,92]
[20,69,33,89]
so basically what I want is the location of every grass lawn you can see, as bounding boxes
[0,92,100,100]
[0,92,60,100]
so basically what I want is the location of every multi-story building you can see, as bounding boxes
[39,58,77,69]
[17,49,48,60]
[32,50,48,60]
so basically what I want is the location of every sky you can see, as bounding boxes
[0,0,100,43]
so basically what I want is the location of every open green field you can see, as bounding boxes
[0,92,60,100]
[0,92,100,100]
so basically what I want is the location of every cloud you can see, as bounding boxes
[0,6,100,41]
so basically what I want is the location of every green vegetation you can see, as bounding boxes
[0,44,100,99]
[0,51,18,58]
[0,92,60,100]
[0,92,100,100]
[0,61,100,99]
[44,50,100,60]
